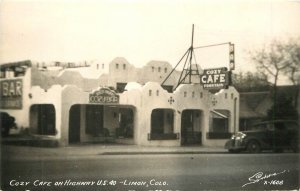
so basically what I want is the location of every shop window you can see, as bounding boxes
[149,109,177,140]
[30,104,56,135]
[207,110,231,139]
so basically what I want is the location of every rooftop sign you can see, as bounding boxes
[89,87,119,104]
[200,67,229,89]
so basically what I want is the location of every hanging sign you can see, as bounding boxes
[0,79,23,109]
[229,43,235,70]
[89,87,119,104]
[200,67,229,89]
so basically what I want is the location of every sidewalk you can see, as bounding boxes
[2,142,227,160]
[1,135,227,157]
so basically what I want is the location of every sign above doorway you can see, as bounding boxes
[89,87,119,104]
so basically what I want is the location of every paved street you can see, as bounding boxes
[1,145,299,191]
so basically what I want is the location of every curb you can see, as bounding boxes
[100,151,227,155]
[1,139,59,147]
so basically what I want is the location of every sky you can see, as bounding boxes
[1,0,300,84]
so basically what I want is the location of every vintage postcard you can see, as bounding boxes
[0,0,299,190]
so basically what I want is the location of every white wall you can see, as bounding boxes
[0,68,32,129]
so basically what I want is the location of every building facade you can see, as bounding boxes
[0,59,239,147]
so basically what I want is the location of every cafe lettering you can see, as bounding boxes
[0,79,23,109]
[200,67,229,89]
[89,88,119,104]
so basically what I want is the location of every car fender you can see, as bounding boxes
[244,137,263,148]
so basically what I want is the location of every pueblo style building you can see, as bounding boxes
[0,59,239,147]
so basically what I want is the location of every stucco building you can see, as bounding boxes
[0,59,239,147]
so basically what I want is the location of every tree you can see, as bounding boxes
[232,71,270,92]
[281,38,300,107]
[249,38,300,107]
[267,93,298,120]
[250,40,289,98]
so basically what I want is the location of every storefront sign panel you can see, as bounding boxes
[200,67,229,89]
[0,79,23,109]
[89,88,119,104]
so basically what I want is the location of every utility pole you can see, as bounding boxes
[161,25,235,91]
[161,24,201,90]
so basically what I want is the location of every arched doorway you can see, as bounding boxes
[181,109,202,145]
[30,104,56,135]
[69,105,81,143]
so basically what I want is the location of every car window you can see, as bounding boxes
[251,124,267,130]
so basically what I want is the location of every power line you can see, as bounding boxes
[194,42,231,49]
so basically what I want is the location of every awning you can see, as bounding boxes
[211,110,228,119]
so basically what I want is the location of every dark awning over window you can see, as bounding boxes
[211,110,229,119]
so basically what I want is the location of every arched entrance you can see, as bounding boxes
[69,105,81,143]
[149,108,177,140]
[29,104,56,135]
[181,109,202,145]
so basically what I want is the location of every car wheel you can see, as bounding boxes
[247,140,261,153]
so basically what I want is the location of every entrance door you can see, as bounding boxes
[69,105,81,143]
[86,105,104,136]
[181,110,202,145]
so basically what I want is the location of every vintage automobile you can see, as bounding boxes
[0,112,16,137]
[225,120,299,153]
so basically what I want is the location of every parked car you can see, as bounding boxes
[225,120,299,153]
[0,112,16,137]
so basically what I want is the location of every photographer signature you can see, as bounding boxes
[242,170,288,187]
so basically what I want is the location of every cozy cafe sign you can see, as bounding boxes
[200,67,229,89]
[89,87,119,104]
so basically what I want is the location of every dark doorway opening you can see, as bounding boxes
[181,109,202,145]
[30,104,56,135]
[149,108,177,140]
[85,105,106,136]
[69,105,81,143]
